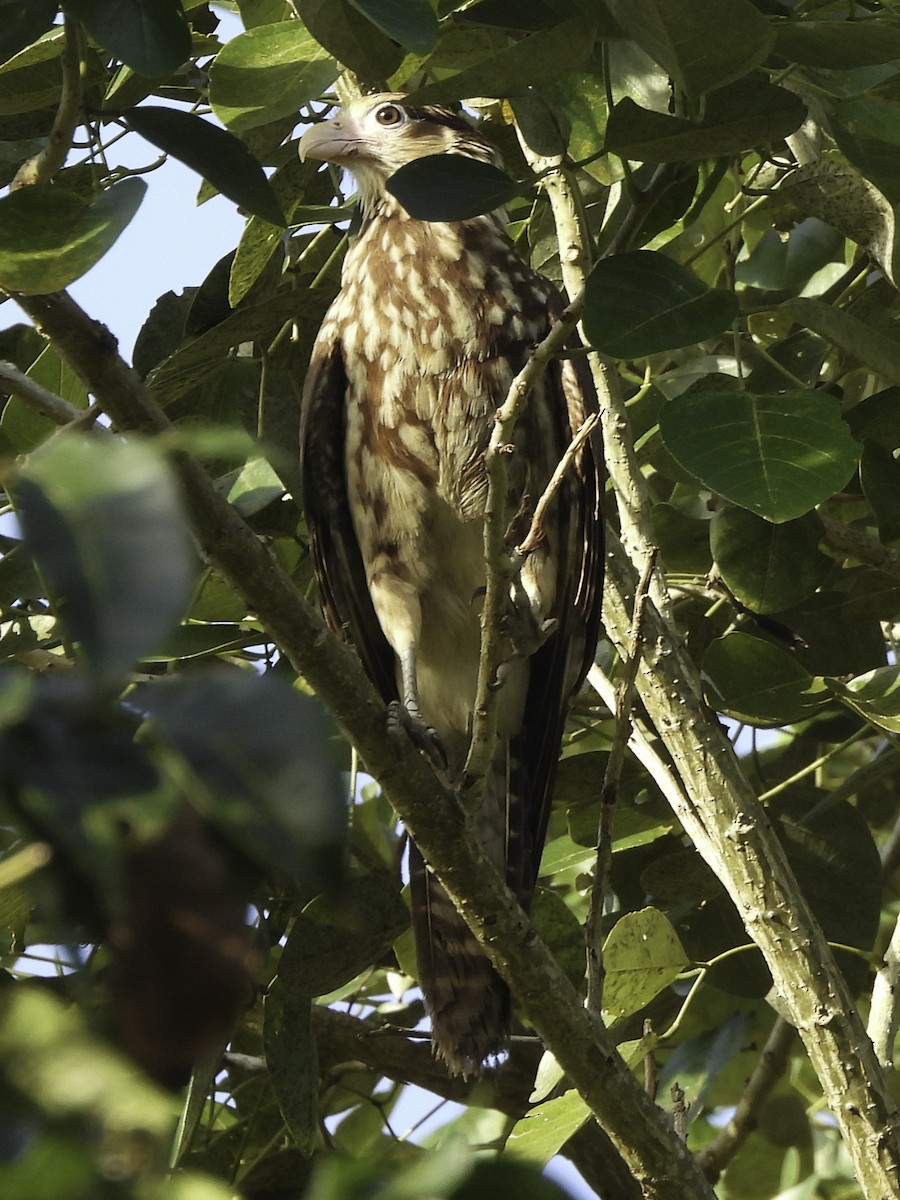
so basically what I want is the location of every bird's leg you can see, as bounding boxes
[387,646,448,769]
[368,572,448,768]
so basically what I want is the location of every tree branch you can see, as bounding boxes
[12,17,84,190]
[694,1017,795,1182]
[517,126,900,1200]
[9,287,714,1200]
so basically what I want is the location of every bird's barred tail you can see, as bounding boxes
[409,842,510,1077]
[409,739,529,1076]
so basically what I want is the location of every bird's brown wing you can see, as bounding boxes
[520,345,604,894]
[300,332,397,702]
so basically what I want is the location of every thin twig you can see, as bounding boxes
[516,412,598,555]
[12,17,84,189]
[586,551,657,1014]
[695,1018,795,1183]
[0,360,85,426]
[463,289,587,790]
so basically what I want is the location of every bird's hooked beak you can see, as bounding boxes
[299,115,364,165]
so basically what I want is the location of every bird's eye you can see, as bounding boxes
[374,104,404,127]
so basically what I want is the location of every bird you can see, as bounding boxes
[298,93,603,1076]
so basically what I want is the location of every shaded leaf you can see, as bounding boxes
[406,19,596,103]
[583,250,737,358]
[605,0,773,96]
[777,161,897,287]
[657,1012,754,1122]
[601,907,689,1022]
[264,986,318,1152]
[710,508,830,613]
[18,435,194,685]
[0,0,57,63]
[772,795,880,995]
[387,154,522,221]
[277,874,408,998]
[126,106,285,226]
[294,0,404,79]
[209,21,338,131]
[785,298,900,386]
[775,19,900,70]
[0,178,145,293]
[347,0,438,56]
[61,0,191,76]
[137,671,346,891]
[659,391,860,523]
[703,632,829,726]
[605,80,805,163]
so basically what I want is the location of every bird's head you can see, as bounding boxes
[299,93,499,215]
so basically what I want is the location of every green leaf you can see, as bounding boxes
[710,508,830,613]
[860,442,900,546]
[17,435,195,685]
[264,987,319,1153]
[734,219,844,292]
[506,1091,591,1166]
[0,28,66,115]
[658,391,860,523]
[126,106,285,226]
[583,250,737,358]
[277,875,408,998]
[703,632,829,726]
[530,887,585,989]
[0,0,57,63]
[772,795,881,995]
[0,985,174,1133]
[828,664,900,734]
[604,0,773,96]
[346,0,438,56]
[137,671,347,891]
[775,19,900,70]
[61,0,191,76]
[605,80,806,163]
[406,19,596,104]
[601,907,689,1022]
[0,178,145,293]
[657,1012,754,1122]
[784,298,900,386]
[386,154,523,221]
[294,0,404,79]
[209,22,338,132]
[828,94,900,202]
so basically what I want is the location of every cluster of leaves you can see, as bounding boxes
[2,0,900,1198]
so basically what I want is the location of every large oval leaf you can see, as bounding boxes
[347,0,437,56]
[126,106,285,226]
[209,22,338,132]
[0,178,145,293]
[601,907,689,1022]
[828,664,900,734]
[61,0,191,76]
[605,0,773,96]
[605,80,805,164]
[386,154,522,221]
[583,250,737,358]
[710,508,830,614]
[659,391,861,522]
[703,632,829,726]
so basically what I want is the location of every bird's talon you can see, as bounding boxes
[387,701,448,770]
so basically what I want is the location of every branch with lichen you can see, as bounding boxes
[512,123,900,1198]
